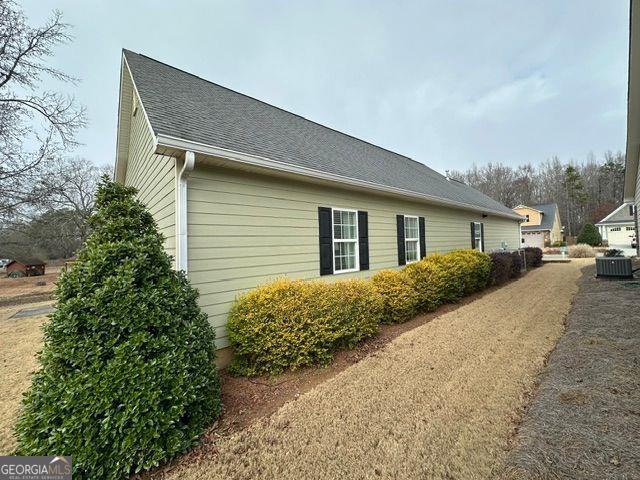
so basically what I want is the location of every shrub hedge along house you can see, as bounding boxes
[114,50,523,363]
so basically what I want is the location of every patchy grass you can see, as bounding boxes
[503,263,640,479]
[159,262,585,480]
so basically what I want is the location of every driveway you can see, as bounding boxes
[504,264,640,479]
[165,262,587,480]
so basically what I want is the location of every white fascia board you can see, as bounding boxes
[513,204,543,213]
[155,133,523,221]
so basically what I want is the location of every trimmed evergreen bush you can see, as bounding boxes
[510,251,523,278]
[228,249,493,376]
[228,278,383,376]
[371,269,419,324]
[445,250,492,295]
[15,178,220,480]
[488,252,513,286]
[524,247,543,267]
[577,223,602,246]
[404,254,449,313]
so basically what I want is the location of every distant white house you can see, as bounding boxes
[596,203,636,246]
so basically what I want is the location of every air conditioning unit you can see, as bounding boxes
[595,257,633,279]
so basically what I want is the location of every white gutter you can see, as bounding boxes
[156,134,523,221]
[175,150,195,272]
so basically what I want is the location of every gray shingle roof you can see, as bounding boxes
[123,50,518,218]
[520,203,559,231]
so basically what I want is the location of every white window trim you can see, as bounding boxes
[404,215,421,264]
[474,221,483,251]
[331,207,360,274]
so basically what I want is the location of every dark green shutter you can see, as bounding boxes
[397,215,406,266]
[318,207,333,275]
[419,217,426,258]
[480,223,485,252]
[358,211,369,270]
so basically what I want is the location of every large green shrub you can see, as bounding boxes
[228,278,383,376]
[15,178,220,480]
[577,223,602,246]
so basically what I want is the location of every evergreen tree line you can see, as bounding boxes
[449,151,625,236]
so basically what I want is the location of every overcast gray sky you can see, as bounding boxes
[22,1,629,173]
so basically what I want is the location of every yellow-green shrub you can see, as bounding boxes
[228,249,493,376]
[444,249,492,295]
[227,278,383,376]
[371,269,418,324]
[404,254,449,312]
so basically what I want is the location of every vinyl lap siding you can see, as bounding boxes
[187,165,520,348]
[124,92,176,259]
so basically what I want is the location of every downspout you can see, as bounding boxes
[176,150,195,273]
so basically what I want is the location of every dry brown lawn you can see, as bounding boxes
[0,270,59,297]
[0,302,50,454]
[162,261,588,480]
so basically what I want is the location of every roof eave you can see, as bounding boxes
[156,133,522,220]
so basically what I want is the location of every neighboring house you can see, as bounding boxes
[6,259,45,277]
[513,203,562,248]
[114,50,522,356]
[596,203,637,246]
[624,0,640,254]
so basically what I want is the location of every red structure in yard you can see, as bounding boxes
[5,259,46,277]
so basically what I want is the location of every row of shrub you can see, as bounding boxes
[228,248,543,376]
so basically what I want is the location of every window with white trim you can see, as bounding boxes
[610,227,621,232]
[524,214,530,222]
[332,208,359,273]
[404,215,420,263]
[626,226,635,231]
[474,222,483,251]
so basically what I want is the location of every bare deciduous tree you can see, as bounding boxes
[0,157,106,260]
[0,0,86,220]
[450,151,625,237]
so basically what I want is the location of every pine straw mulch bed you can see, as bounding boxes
[503,263,640,479]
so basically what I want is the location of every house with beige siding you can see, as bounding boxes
[624,0,640,254]
[114,50,522,358]
[513,203,562,248]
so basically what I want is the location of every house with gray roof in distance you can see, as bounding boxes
[114,49,522,361]
[513,203,563,248]
[596,203,637,247]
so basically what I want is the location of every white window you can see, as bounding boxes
[524,214,530,222]
[626,226,635,231]
[332,208,359,273]
[404,215,420,263]
[474,222,483,251]
[610,227,621,232]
